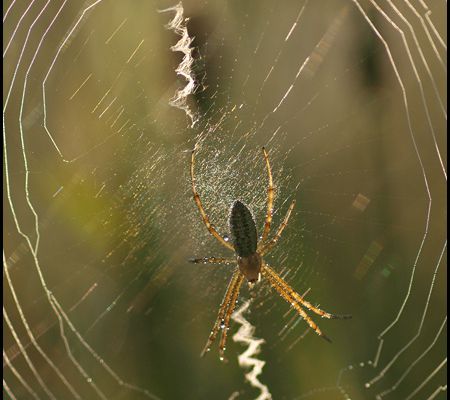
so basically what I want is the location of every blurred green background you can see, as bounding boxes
[3,1,446,399]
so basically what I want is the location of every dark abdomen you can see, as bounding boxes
[229,200,258,257]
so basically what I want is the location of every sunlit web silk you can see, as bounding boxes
[3,0,161,399]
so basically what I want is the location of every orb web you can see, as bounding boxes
[3,1,446,399]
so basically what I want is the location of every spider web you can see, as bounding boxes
[3,1,446,399]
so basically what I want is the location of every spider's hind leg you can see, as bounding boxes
[260,147,275,243]
[190,150,234,251]
[258,199,296,254]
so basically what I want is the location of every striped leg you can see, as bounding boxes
[260,147,275,243]
[262,265,331,342]
[219,273,244,361]
[191,151,234,251]
[259,199,296,254]
[189,257,235,265]
[264,265,351,320]
[201,269,243,357]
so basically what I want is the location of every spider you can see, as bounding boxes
[189,147,351,360]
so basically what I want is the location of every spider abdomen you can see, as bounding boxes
[229,200,258,258]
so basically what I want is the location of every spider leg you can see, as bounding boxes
[260,147,274,243]
[201,269,243,357]
[261,265,332,342]
[258,199,296,254]
[189,257,235,265]
[191,150,234,251]
[218,273,244,361]
[264,265,351,320]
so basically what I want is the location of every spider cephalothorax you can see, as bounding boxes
[189,147,351,360]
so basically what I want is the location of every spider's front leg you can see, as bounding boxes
[262,264,351,342]
[262,265,332,342]
[264,265,352,320]
[218,272,244,361]
[201,269,244,360]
